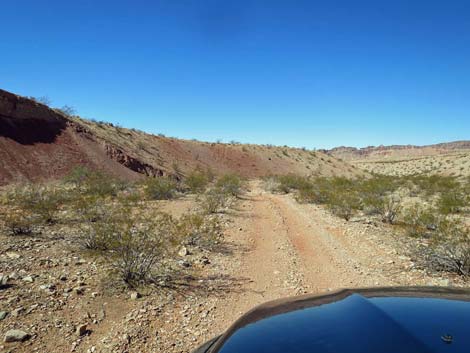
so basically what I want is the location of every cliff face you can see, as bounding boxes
[0,88,363,185]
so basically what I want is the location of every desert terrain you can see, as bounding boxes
[0,90,469,353]
[325,142,470,178]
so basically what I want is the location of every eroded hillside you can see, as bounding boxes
[0,88,362,185]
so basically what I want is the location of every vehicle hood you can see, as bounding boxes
[209,287,470,353]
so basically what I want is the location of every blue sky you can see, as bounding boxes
[1,1,469,149]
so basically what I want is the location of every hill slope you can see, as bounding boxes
[323,142,470,177]
[0,89,362,185]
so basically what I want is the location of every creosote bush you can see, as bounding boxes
[199,188,229,214]
[216,174,244,197]
[176,213,221,249]
[402,204,438,237]
[143,177,178,200]
[3,210,38,236]
[80,205,179,286]
[429,218,470,277]
[185,169,209,194]
[6,184,63,224]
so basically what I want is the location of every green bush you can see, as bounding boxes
[7,184,63,224]
[402,204,438,237]
[64,166,123,198]
[216,174,243,197]
[437,191,466,214]
[199,188,228,214]
[144,177,177,200]
[185,169,209,194]
[377,195,401,224]
[275,174,311,193]
[176,213,221,249]
[80,206,179,286]
[3,210,38,236]
[429,218,470,276]
[410,175,460,196]
[327,190,361,221]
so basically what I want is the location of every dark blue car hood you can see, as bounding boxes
[206,287,470,353]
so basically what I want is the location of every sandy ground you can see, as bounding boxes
[1,181,464,353]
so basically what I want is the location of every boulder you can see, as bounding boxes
[4,329,31,343]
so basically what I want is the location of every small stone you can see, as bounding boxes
[130,292,141,300]
[76,324,88,336]
[0,275,9,288]
[0,311,8,320]
[178,246,189,257]
[11,307,25,317]
[6,252,20,259]
[178,260,191,268]
[22,276,34,283]
[4,329,31,343]
[74,287,84,295]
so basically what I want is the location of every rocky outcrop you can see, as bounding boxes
[104,144,168,178]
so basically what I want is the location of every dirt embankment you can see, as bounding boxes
[0,88,363,185]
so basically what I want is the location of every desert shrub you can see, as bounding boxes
[216,174,243,197]
[199,188,228,214]
[186,169,209,194]
[275,174,311,193]
[144,177,177,200]
[437,191,466,215]
[296,178,331,204]
[428,219,470,276]
[377,195,402,224]
[81,206,179,286]
[402,204,439,237]
[64,167,122,198]
[410,175,460,196]
[176,213,221,249]
[73,195,110,223]
[3,210,38,236]
[327,190,361,221]
[7,184,63,224]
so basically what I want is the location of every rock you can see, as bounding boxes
[74,287,85,295]
[178,260,191,268]
[40,284,56,293]
[200,256,211,265]
[130,292,141,300]
[4,329,31,343]
[5,252,20,259]
[76,324,88,336]
[178,246,189,257]
[0,275,9,289]
[22,276,34,283]
[11,307,25,317]
[0,311,8,320]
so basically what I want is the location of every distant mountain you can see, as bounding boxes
[0,88,363,185]
[322,141,470,161]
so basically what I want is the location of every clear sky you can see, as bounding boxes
[1,1,469,149]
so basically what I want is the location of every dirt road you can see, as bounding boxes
[2,181,454,353]
[209,181,396,334]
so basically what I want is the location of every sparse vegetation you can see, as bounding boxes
[143,177,178,200]
[199,187,229,214]
[266,172,470,277]
[216,174,244,197]
[185,169,210,194]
